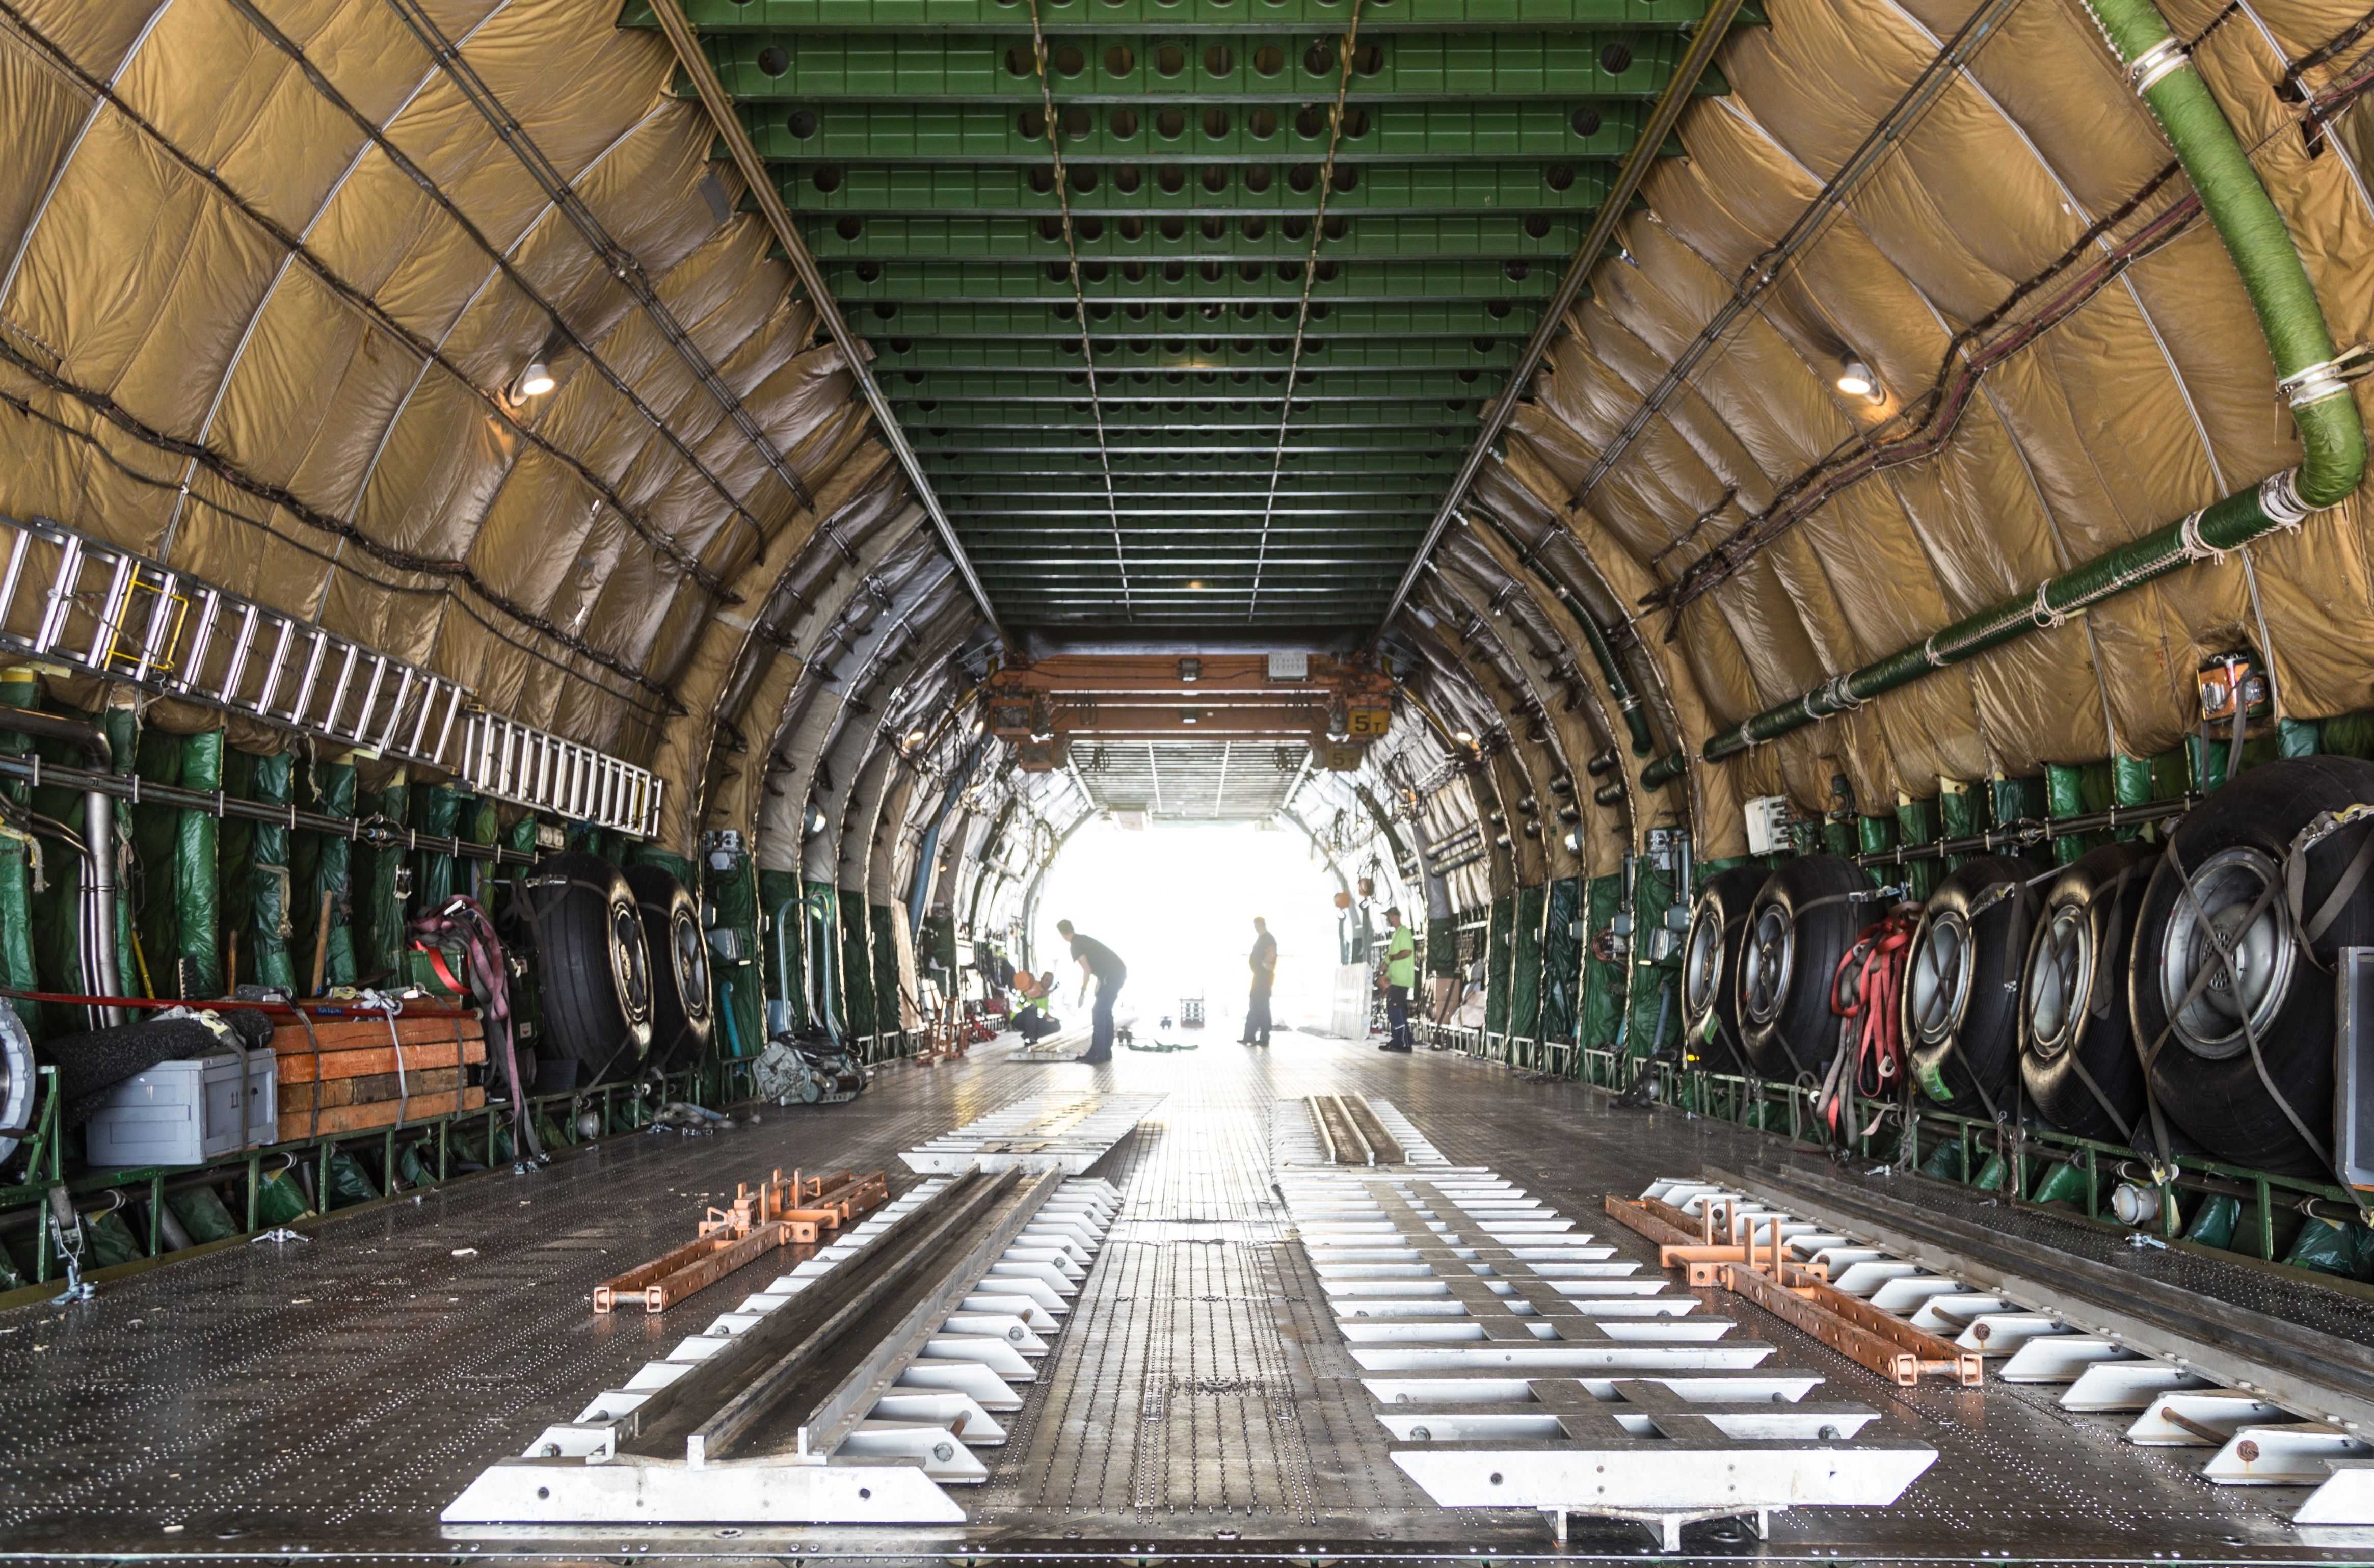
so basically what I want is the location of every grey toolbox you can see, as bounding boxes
[83,1049,278,1167]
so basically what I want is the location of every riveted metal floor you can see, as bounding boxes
[3,1033,2370,1563]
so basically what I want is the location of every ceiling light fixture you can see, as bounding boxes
[1835,357,1883,403]
[1453,730,1476,746]
[512,360,556,401]
[904,729,927,747]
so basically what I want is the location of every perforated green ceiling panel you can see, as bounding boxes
[621,0,1739,630]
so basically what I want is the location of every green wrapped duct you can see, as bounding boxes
[838,888,875,1049]
[2284,1217,2374,1281]
[248,751,297,993]
[88,1209,142,1268]
[2184,1192,2242,1251]
[218,750,255,988]
[1919,1138,1965,1182]
[413,786,460,913]
[1425,913,1458,977]
[131,728,183,993]
[351,775,407,985]
[0,673,40,1031]
[322,1148,378,1209]
[1508,883,1545,1050]
[175,731,224,997]
[296,757,358,993]
[1639,750,1687,790]
[105,706,138,995]
[166,1185,241,1244]
[1623,853,1675,1057]
[871,903,903,1047]
[703,847,762,1058]
[1541,876,1580,1046]
[1893,797,1939,901]
[1484,894,1514,1037]
[2032,1159,2091,1206]
[255,1166,311,1226]
[1581,873,1625,1050]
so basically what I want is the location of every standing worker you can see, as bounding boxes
[1056,919,1126,1064]
[1240,916,1277,1047]
[1377,905,1416,1053]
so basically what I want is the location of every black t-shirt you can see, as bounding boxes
[1249,930,1277,979]
[1069,933,1126,983]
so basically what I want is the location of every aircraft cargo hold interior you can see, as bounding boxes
[5,0,2374,1560]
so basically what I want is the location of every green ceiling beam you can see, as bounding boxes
[882,368,1508,396]
[781,212,1581,258]
[901,407,1477,430]
[873,337,1516,369]
[736,100,1670,162]
[866,300,1535,334]
[920,432,1476,453]
[694,33,1721,102]
[922,443,1471,463]
[778,163,1607,214]
[826,258,1564,299]
[628,0,1727,34]
[935,463,1453,480]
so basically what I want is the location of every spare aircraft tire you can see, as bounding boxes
[2128,755,2374,1178]
[1737,854,1873,1080]
[0,1007,33,1165]
[2017,840,2157,1141]
[624,864,713,1073]
[525,852,654,1085]
[1681,866,1768,1074]
[1901,855,2037,1117]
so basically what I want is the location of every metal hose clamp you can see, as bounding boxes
[2259,467,2313,526]
[2276,349,2364,408]
[1820,672,1864,712]
[2126,36,2191,93]
[2176,507,2225,562]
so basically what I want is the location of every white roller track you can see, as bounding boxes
[1274,1117,1936,1551]
[444,1174,1120,1526]
[1641,1176,2374,1525]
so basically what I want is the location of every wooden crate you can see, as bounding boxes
[275,1086,484,1142]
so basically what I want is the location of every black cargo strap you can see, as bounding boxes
[2284,804,2374,959]
[2052,862,2144,1145]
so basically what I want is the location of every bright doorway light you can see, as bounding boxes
[1031,817,1347,1039]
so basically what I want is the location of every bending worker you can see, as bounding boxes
[1056,919,1126,1065]
[1377,905,1416,1053]
[1015,969,1061,1044]
[1241,916,1276,1047]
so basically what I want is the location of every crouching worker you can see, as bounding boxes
[1015,970,1062,1043]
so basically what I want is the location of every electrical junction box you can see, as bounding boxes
[1267,650,1310,681]
[1744,795,1795,856]
[83,1050,277,1168]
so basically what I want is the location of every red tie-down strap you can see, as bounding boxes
[1825,905,1926,1142]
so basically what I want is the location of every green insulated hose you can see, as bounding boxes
[1701,0,2365,763]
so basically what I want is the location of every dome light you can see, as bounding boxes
[904,728,927,747]
[512,360,556,401]
[1453,730,1475,746]
[1835,357,1882,402]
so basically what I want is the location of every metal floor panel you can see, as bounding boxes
[0,1037,2365,1560]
